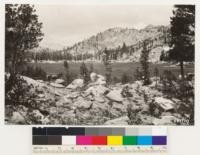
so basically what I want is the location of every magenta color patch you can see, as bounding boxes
[76,136,93,145]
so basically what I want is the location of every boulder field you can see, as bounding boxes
[5,72,190,125]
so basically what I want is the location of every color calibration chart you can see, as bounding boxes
[32,127,167,154]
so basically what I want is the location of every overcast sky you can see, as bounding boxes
[35,5,174,50]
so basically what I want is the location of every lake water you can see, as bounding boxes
[29,62,194,82]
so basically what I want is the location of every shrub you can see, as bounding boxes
[160,50,169,61]
[65,71,77,85]
[113,76,120,83]
[121,73,131,84]
[89,63,94,73]
[105,72,112,84]
[121,86,133,97]
[177,79,194,103]
[134,67,143,81]
[161,70,177,82]
[5,74,37,106]
[127,104,142,125]
[160,70,194,103]
[22,66,47,80]
[57,72,63,79]
[154,67,159,88]
[160,70,177,97]
[142,90,149,104]
[149,101,161,118]
[65,70,71,85]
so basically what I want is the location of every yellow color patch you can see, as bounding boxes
[107,136,123,145]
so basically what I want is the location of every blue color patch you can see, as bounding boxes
[152,136,167,145]
[137,136,152,145]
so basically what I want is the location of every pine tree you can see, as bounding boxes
[80,62,90,84]
[102,48,112,84]
[121,42,128,57]
[63,60,71,85]
[5,4,43,74]
[168,5,195,78]
[140,40,151,85]
[64,60,69,70]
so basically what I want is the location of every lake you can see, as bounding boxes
[29,61,194,82]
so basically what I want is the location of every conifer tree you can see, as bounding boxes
[169,5,195,78]
[6,4,43,74]
[102,48,112,84]
[80,62,90,84]
[140,40,151,85]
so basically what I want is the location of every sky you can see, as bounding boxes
[35,5,174,50]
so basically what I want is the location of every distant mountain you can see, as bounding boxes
[63,25,170,62]
[31,25,170,62]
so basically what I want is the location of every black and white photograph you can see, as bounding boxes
[5,4,195,125]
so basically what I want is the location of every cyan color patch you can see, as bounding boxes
[137,136,152,145]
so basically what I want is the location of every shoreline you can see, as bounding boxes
[28,60,194,66]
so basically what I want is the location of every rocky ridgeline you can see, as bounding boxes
[6,72,190,125]
[32,25,169,63]
[68,25,169,55]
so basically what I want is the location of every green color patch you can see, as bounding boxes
[123,136,137,145]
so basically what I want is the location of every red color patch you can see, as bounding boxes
[92,136,107,145]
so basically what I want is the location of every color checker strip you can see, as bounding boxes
[33,127,167,146]
[33,136,166,146]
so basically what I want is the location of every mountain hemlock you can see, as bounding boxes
[169,5,195,78]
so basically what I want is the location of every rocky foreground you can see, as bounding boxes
[5,72,193,125]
